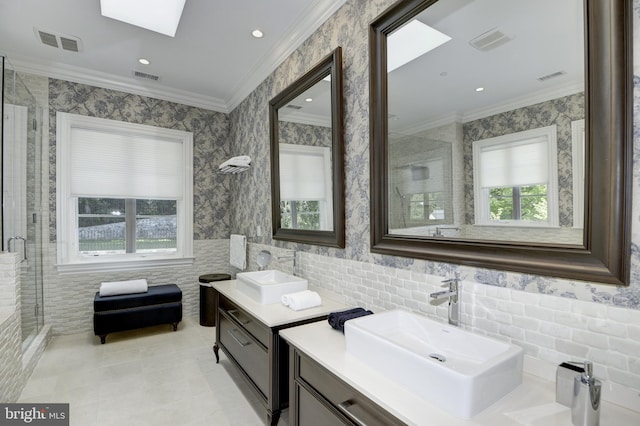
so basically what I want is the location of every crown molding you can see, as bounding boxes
[4,53,230,113]
[3,0,346,114]
[461,81,584,122]
[394,81,584,136]
[279,110,331,128]
[225,0,347,111]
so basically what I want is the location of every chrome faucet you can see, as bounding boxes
[276,250,297,275]
[429,275,460,326]
[433,226,460,237]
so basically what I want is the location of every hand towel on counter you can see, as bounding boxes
[281,290,322,311]
[99,279,148,296]
[230,234,247,270]
[328,307,374,333]
[219,155,251,170]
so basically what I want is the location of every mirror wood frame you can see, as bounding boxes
[270,47,346,248]
[370,0,632,285]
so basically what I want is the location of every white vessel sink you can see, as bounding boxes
[236,270,308,304]
[344,309,523,418]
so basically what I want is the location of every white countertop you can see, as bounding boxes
[211,279,348,328]
[280,321,640,426]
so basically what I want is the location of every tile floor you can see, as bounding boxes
[19,317,288,426]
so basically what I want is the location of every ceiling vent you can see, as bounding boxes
[537,71,567,82]
[469,28,511,52]
[34,28,82,52]
[133,70,161,81]
[286,104,303,110]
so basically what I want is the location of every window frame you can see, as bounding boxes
[56,113,193,273]
[571,119,585,229]
[472,125,559,228]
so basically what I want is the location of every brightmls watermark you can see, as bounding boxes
[0,404,68,425]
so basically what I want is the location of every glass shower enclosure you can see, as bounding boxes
[1,55,45,349]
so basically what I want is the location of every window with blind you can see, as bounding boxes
[472,125,559,227]
[56,112,193,272]
[279,143,333,231]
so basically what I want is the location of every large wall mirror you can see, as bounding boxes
[270,47,345,248]
[370,0,632,284]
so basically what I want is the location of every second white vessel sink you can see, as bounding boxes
[236,270,308,304]
[344,309,523,418]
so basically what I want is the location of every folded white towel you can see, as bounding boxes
[219,155,251,169]
[230,234,247,270]
[281,290,322,311]
[99,279,148,296]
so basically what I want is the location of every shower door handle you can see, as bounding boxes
[7,236,27,261]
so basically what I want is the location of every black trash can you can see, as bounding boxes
[199,273,231,326]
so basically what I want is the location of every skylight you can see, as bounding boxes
[387,20,451,72]
[100,0,186,37]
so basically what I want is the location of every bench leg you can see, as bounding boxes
[99,335,107,344]
[172,322,179,331]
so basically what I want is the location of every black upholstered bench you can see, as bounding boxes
[93,284,182,344]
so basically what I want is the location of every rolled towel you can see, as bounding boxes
[328,308,366,329]
[219,155,251,169]
[327,307,374,333]
[281,290,322,311]
[99,279,148,296]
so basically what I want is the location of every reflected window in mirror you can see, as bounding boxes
[472,125,559,229]
[571,119,585,229]
[279,144,333,231]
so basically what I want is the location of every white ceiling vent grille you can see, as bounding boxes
[34,28,82,52]
[469,28,512,52]
[133,71,161,81]
[59,37,80,52]
[537,71,567,82]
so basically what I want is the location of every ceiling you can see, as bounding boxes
[0,0,346,112]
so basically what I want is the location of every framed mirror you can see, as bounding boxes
[270,47,345,248]
[370,0,632,284]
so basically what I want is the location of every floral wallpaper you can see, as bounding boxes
[279,121,332,148]
[228,0,640,310]
[48,79,231,242]
[463,93,584,227]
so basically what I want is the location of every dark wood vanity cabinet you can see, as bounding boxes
[213,293,331,426]
[289,347,406,426]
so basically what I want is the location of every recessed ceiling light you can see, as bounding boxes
[305,98,313,102]
[475,87,485,92]
[252,29,264,38]
[387,19,451,72]
[138,58,150,65]
[100,0,186,37]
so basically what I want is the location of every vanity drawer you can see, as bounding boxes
[219,296,269,347]
[295,350,403,426]
[294,382,349,426]
[219,312,269,397]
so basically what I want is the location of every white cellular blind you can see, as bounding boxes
[478,137,548,188]
[280,146,328,201]
[70,127,183,198]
